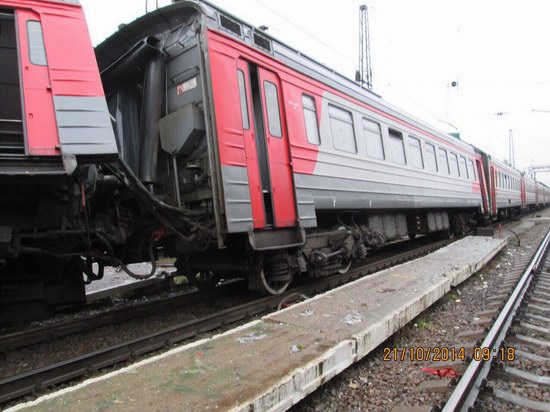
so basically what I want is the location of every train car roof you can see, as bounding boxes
[96,1,478,153]
[97,0,537,180]
[489,157,523,176]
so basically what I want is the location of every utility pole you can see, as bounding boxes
[508,129,515,168]
[357,4,373,90]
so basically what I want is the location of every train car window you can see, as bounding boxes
[263,81,282,137]
[388,129,406,164]
[467,160,476,181]
[362,118,384,159]
[449,153,459,177]
[27,21,47,66]
[408,137,424,169]
[302,95,320,145]
[329,105,357,153]
[237,70,250,130]
[425,143,438,172]
[459,156,468,179]
[438,148,450,174]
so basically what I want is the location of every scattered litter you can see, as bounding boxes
[456,289,462,295]
[300,309,314,317]
[455,299,461,303]
[290,344,304,353]
[343,311,364,326]
[348,380,359,389]
[236,332,266,344]
[376,288,396,293]
[422,367,461,378]
[359,376,369,384]
[474,317,480,321]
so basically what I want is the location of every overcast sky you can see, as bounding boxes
[81,0,550,184]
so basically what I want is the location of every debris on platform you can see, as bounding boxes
[343,311,364,325]
[236,332,266,344]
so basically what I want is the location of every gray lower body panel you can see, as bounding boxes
[53,96,118,156]
[294,173,482,211]
[221,165,254,233]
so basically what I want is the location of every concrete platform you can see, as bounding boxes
[9,236,505,412]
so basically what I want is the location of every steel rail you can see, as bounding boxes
[443,229,550,412]
[0,237,452,405]
[0,281,245,352]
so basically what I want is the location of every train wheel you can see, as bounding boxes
[338,258,352,274]
[256,259,292,295]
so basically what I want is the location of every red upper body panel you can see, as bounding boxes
[1,0,105,156]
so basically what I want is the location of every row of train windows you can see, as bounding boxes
[236,74,476,182]
[496,171,520,191]
[303,98,477,181]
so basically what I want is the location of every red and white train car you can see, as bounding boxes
[486,157,523,218]
[0,0,547,320]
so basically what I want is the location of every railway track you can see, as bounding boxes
[443,228,550,411]
[0,234,444,352]
[0,237,453,406]
[0,280,245,352]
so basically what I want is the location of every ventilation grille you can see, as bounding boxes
[253,32,272,52]
[219,15,242,37]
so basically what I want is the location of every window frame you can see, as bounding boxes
[302,94,321,145]
[438,147,450,175]
[27,20,48,66]
[388,128,407,165]
[449,152,460,177]
[263,80,282,138]
[467,159,476,181]
[408,136,424,169]
[424,142,438,173]
[328,104,357,154]
[362,117,385,160]
[237,70,250,130]
[459,156,468,179]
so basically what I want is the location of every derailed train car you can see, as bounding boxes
[0,0,547,321]
[0,0,118,320]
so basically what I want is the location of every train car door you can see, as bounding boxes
[490,166,497,215]
[257,67,297,228]
[520,178,526,209]
[242,61,297,229]
[16,9,59,156]
[475,159,489,216]
[236,59,265,229]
